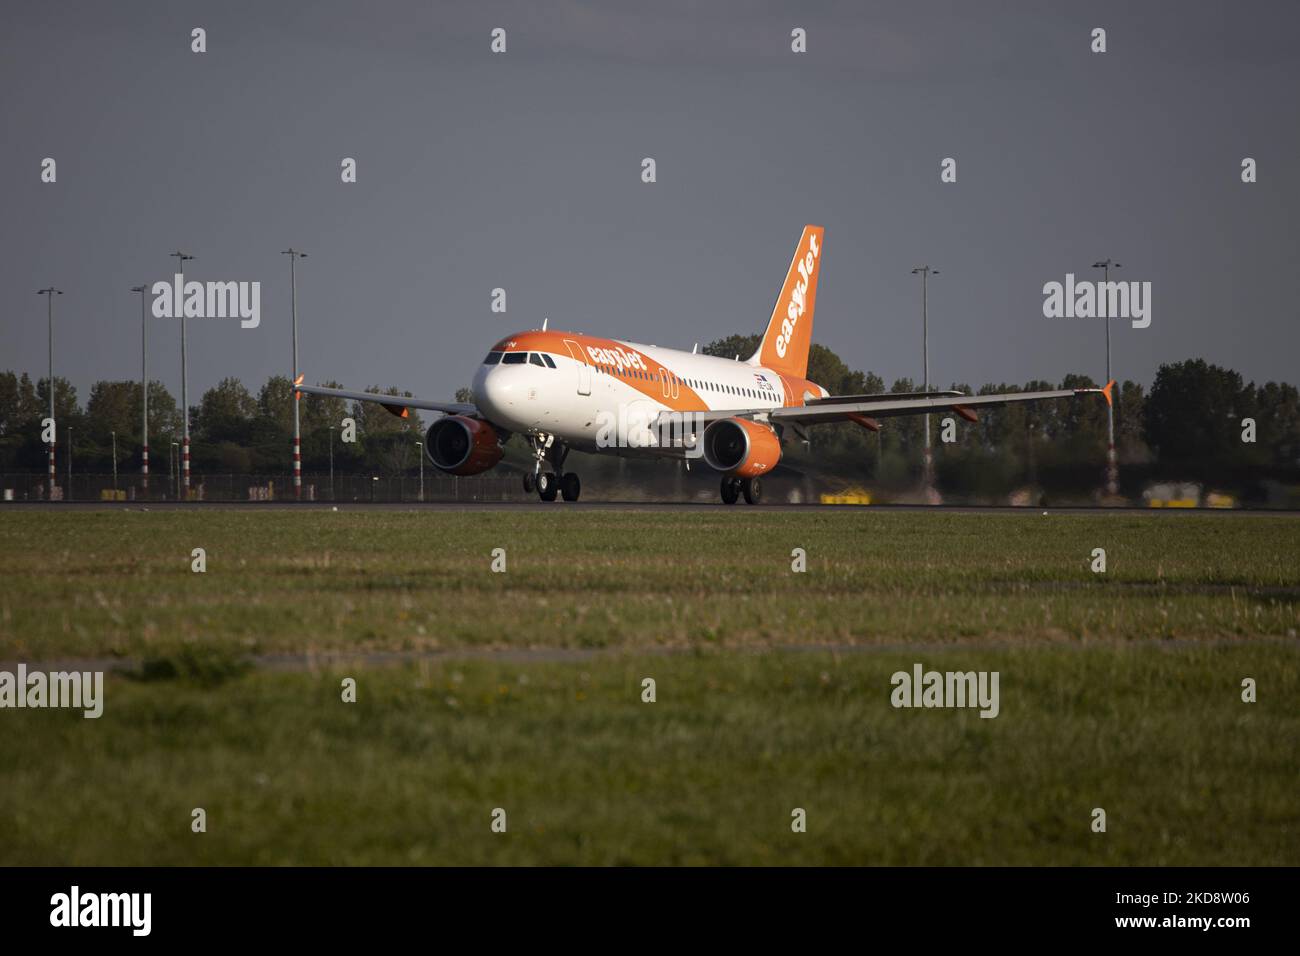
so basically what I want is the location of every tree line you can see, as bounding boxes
[0,372,424,476]
[2,342,1297,497]
[702,335,1300,497]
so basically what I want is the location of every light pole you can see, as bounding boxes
[111,430,118,493]
[169,251,195,496]
[131,284,150,493]
[911,266,939,491]
[66,426,72,500]
[37,287,63,495]
[1092,258,1121,495]
[415,440,424,502]
[170,441,179,499]
[328,425,335,501]
[282,248,307,499]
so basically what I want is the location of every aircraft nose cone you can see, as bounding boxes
[479,369,514,418]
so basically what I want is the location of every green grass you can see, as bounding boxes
[0,509,1296,864]
[0,646,1295,865]
[0,510,1296,660]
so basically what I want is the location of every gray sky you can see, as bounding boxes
[3,0,1298,406]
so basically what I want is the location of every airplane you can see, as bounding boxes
[295,225,1113,505]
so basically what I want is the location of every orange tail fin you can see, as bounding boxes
[751,225,824,379]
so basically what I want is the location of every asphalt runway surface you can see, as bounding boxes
[4,501,1296,516]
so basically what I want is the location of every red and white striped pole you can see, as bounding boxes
[133,284,150,493]
[1094,258,1121,497]
[38,287,62,497]
[170,252,195,498]
[283,248,308,499]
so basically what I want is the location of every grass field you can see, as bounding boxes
[1,510,1296,660]
[0,508,1297,865]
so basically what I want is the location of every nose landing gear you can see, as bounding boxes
[527,434,580,502]
[536,471,558,501]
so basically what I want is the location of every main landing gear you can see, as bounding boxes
[524,434,581,502]
[720,475,762,505]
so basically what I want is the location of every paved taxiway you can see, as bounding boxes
[5,501,1296,516]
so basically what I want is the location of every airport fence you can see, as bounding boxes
[0,472,523,503]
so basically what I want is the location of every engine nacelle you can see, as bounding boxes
[702,417,781,478]
[426,416,503,475]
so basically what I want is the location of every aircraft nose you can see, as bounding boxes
[479,367,514,416]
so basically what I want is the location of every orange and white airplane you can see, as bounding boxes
[296,226,1113,504]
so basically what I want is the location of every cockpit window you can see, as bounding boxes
[541,353,556,368]
[501,352,527,365]
[484,351,503,365]
[528,353,545,367]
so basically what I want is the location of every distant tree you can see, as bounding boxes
[0,371,41,436]
[353,386,425,475]
[1145,360,1253,465]
[300,380,352,473]
[0,371,42,470]
[24,376,84,472]
[1115,380,1149,463]
[194,378,257,445]
[702,334,760,361]
[257,375,295,435]
[35,376,81,425]
[1255,381,1300,466]
[86,381,139,440]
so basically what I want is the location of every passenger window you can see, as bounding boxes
[484,351,503,365]
[501,352,527,364]
[529,353,545,367]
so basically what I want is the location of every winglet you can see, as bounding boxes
[1075,379,1116,406]
[294,373,304,401]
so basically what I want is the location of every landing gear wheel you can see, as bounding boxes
[523,472,536,494]
[720,476,740,505]
[742,477,762,505]
[560,472,581,502]
[537,472,559,502]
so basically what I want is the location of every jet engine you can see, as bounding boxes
[702,417,781,478]
[425,416,503,475]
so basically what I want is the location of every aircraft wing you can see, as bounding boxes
[293,381,477,418]
[806,389,966,405]
[654,381,1113,430]
[772,381,1113,427]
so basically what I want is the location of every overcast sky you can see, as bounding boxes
[3,0,1297,406]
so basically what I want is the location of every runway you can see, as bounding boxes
[4,500,1296,516]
